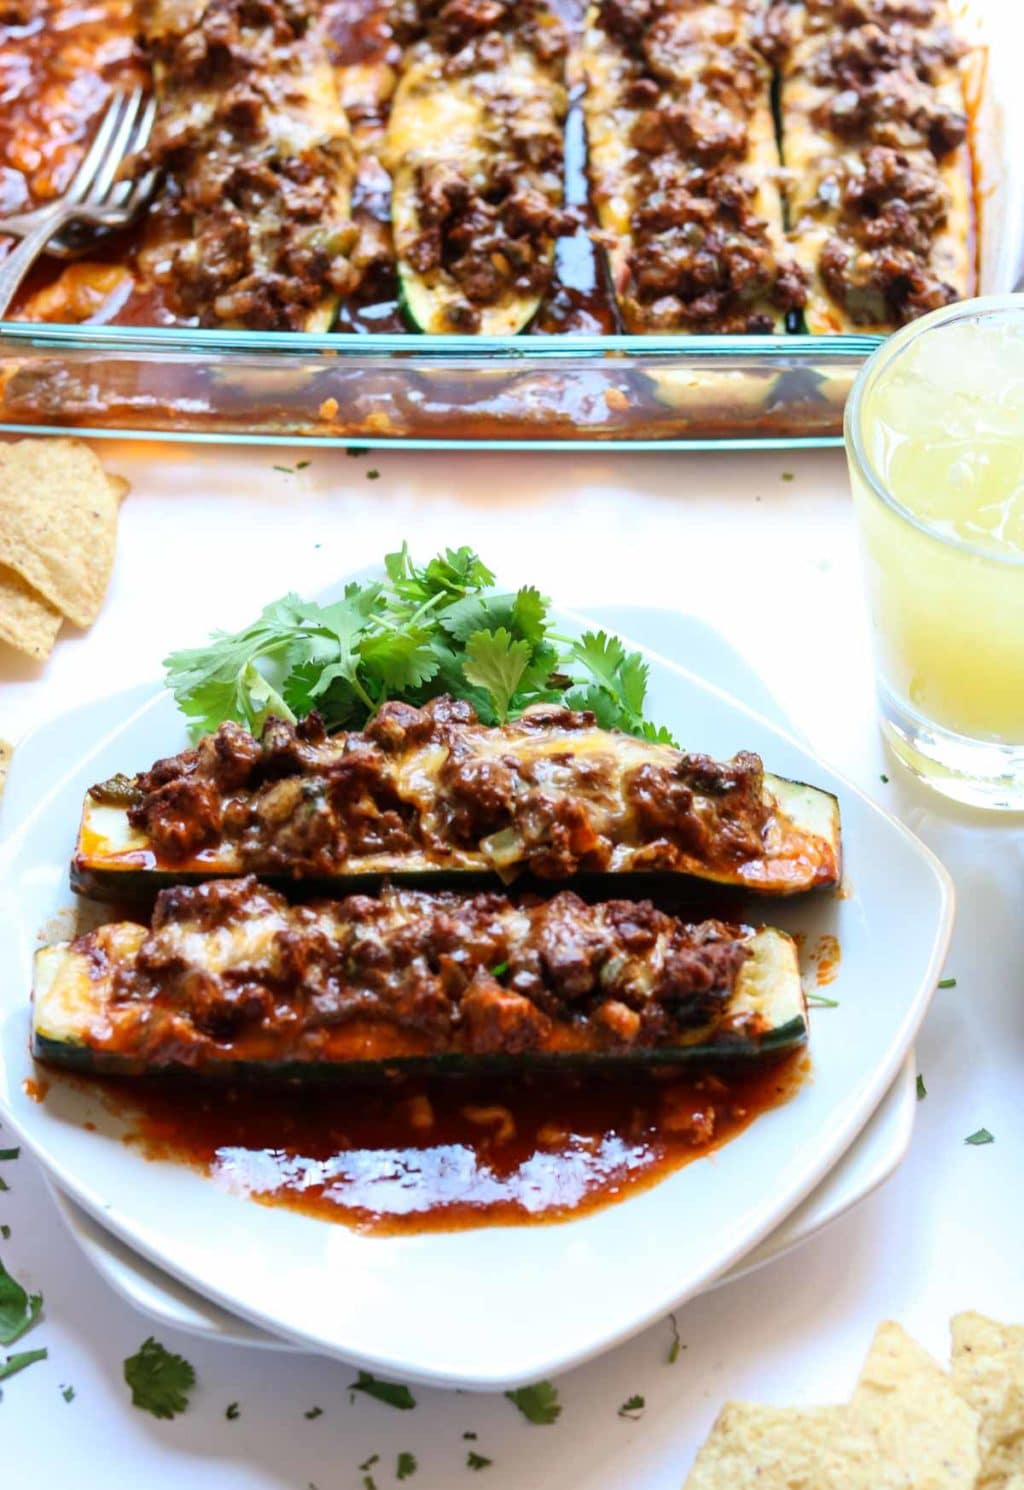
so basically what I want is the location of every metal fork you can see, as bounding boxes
[0,87,159,318]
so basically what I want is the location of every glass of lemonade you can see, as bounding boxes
[845,295,1024,809]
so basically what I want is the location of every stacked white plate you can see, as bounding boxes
[0,600,952,1388]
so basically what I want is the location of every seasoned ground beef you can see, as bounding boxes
[118,696,782,881]
[130,0,356,329]
[592,0,807,332]
[101,875,755,1055]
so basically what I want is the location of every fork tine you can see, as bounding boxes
[62,91,131,206]
[105,93,158,208]
[87,86,144,203]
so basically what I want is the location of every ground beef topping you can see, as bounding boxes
[593,0,807,332]
[130,0,356,329]
[117,696,777,879]
[396,0,574,328]
[102,875,755,1054]
[775,0,966,328]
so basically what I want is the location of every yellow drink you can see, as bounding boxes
[845,296,1024,807]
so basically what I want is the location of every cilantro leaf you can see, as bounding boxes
[916,1074,927,1101]
[163,545,673,746]
[0,1347,47,1381]
[938,977,957,989]
[226,1401,240,1420]
[0,1148,19,1160]
[359,1455,379,1471]
[123,1338,195,1419]
[61,1383,75,1402]
[304,1405,323,1420]
[965,1128,994,1145]
[349,1371,416,1411]
[0,1227,8,1241]
[396,1451,417,1478]
[618,1394,645,1419]
[467,1452,493,1470]
[462,629,533,724]
[0,1260,42,1346]
[505,1381,561,1425]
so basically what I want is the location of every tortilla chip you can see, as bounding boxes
[683,1401,932,1489]
[851,1321,979,1490]
[952,1312,1024,1487]
[0,438,124,628]
[0,563,62,659]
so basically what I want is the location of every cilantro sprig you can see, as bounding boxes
[164,544,674,745]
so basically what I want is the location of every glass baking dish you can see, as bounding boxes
[0,0,1016,452]
[0,325,879,450]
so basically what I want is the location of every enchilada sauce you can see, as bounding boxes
[108,1053,805,1234]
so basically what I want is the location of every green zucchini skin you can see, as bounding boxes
[32,925,807,1081]
[30,1023,807,1080]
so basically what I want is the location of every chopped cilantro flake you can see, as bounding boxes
[226,1402,240,1420]
[359,1456,379,1472]
[618,1394,645,1419]
[0,1346,47,1381]
[0,1260,42,1345]
[667,1313,683,1364]
[61,1383,75,1402]
[0,1226,8,1241]
[123,1338,195,1419]
[916,1074,927,1100]
[366,469,380,480]
[0,1148,19,1160]
[397,1451,417,1478]
[880,774,889,783]
[467,1452,493,1470]
[965,1128,994,1145]
[349,1371,416,1410]
[505,1381,561,1425]
[463,1431,478,1440]
[304,1405,323,1420]
[806,992,839,1008]
[781,472,794,482]
[938,977,957,989]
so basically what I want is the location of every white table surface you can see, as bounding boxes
[1,441,1019,1488]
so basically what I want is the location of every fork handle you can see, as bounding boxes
[0,207,70,319]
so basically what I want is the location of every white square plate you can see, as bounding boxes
[0,599,952,1389]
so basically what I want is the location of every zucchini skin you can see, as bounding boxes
[30,1022,807,1080]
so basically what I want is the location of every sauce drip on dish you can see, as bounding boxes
[105,1054,806,1234]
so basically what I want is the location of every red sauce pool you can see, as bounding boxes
[81,1055,809,1235]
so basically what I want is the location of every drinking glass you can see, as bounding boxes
[845,295,1024,809]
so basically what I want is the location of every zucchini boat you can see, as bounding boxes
[581,0,807,333]
[384,4,572,333]
[33,877,808,1078]
[132,0,357,331]
[71,698,841,901]
[777,0,973,333]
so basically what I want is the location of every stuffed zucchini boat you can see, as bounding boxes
[581,0,807,333]
[775,0,973,333]
[130,0,357,331]
[72,697,841,901]
[384,0,573,333]
[33,877,808,1078]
